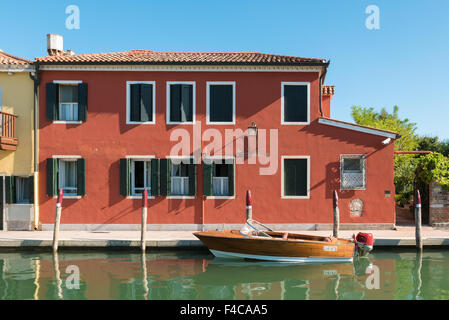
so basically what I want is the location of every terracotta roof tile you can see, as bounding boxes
[0,50,32,65]
[36,50,327,65]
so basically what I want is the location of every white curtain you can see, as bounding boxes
[59,103,78,121]
[60,161,77,194]
[213,177,229,196]
[171,177,189,195]
[16,177,30,204]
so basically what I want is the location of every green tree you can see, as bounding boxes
[351,105,419,204]
[417,136,449,157]
[416,152,449,189]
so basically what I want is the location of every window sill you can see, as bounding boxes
[126,196,156,199]
[206,196,235,199]
[340,188,366,191]
[281,121,310,125]
[126,121,156,125]
[166,122,195,125]
[53,195,82,199]
[281,195,310,199]
[53,121,83,124]
[206,121,236,125]
[166,196,196,199]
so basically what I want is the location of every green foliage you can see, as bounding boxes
[417,136,449,157]
[351,105,419,204]
[351,105,449,203]
[416,153,449,189]
[351,105,419,151]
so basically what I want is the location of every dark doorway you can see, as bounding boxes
[0,176,3,230]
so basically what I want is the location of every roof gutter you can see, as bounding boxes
[36,61,330,67]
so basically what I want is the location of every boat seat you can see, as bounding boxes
[282,232,289,240]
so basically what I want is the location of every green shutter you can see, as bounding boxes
[284,159,308,196]
[203,161,213,196]
[181,85,193,122]
[46,83,58,121]
[140,84,152,122]
[5,176,15,204]
[284,85,308,123]
[188,162,196,196]
[120,158,131,196]
[170,85,181,122]
[77,158,86,196]
[46,158,58,196]
[78,83,88,122]
[150,158,159,196]
[210,85,233,122]
[228,161,235,197]
[130,84,140,122]
[160,159,171,196]
[27,176,34,204]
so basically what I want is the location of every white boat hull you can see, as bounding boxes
[210,249,354,263]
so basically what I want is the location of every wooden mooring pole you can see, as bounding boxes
[246,190,252,221]
[141,189,148,252]
[52,189,63,253]
[333,190,339,238]
[415,190,423,251]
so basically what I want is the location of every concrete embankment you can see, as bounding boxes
[0,227,448,249]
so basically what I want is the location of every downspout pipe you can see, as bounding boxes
[319,60,330,118]
[29,63,40,230]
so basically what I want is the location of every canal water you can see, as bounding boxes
[0,248,447,300]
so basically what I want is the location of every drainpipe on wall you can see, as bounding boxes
[29,63,40,230]
[319,60,330,118]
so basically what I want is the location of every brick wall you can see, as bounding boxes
[430,182,449,226]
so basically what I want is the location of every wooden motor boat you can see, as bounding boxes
[194,220,373,263]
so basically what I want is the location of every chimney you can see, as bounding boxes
[321,85,335,118]
[47,34,64,56]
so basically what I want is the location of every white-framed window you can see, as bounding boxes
[206,81,235,124]
[126,81,156,124]
[281,82,310,125]
[131,159,152,196]
[58,84,79,121]
[58,159,78,196]
[171,161,190,195]
[340,155,366,190]
[281,156,310,199]
[166,81,195,124]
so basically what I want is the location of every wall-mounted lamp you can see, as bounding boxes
[382,138,391,145]
[248,121,258,137]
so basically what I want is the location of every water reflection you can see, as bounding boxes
[0,249,447,300]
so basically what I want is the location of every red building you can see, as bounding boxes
[35,41,399,231]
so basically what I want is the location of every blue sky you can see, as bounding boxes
[1,0,448,139]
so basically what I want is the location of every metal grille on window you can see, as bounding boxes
[341,156,366,189]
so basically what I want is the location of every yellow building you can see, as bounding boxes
[0,50,36,230]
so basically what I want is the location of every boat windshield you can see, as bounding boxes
[240,224,257,236]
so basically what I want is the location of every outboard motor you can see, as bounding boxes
[354,232,374,256]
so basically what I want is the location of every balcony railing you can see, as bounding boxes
[0,111,18,150]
